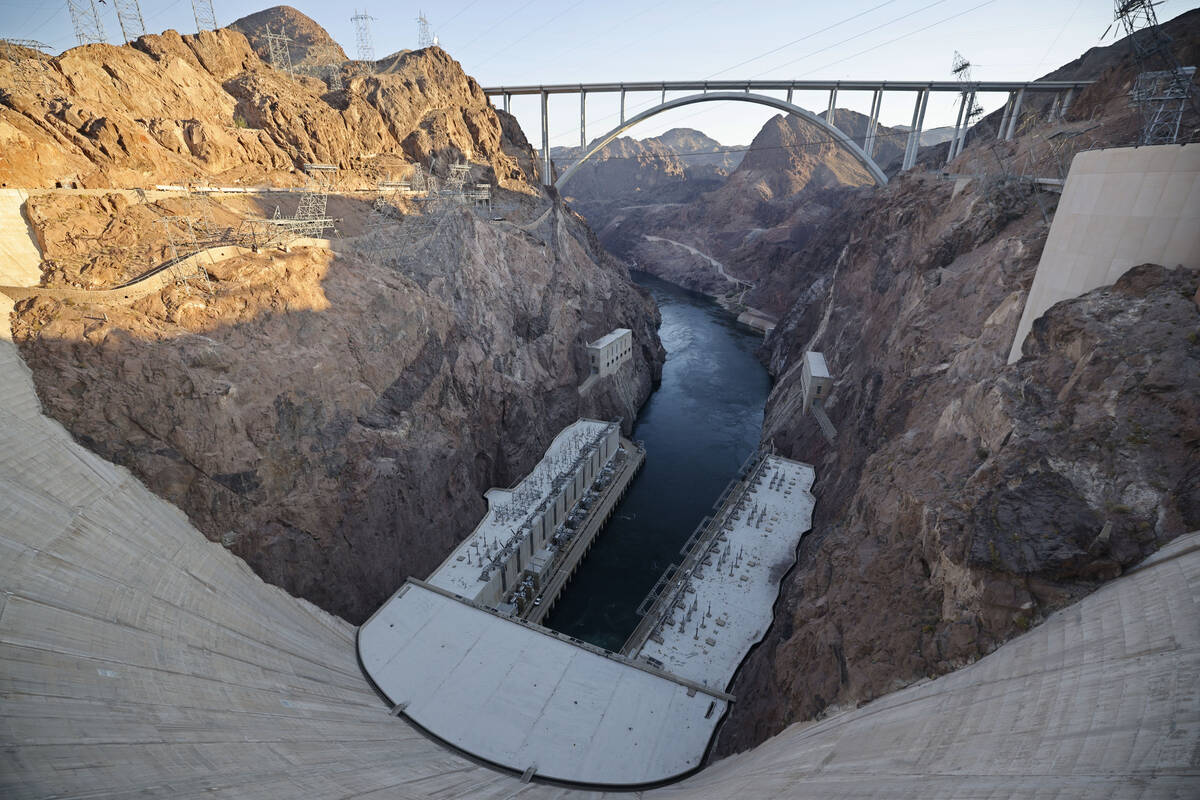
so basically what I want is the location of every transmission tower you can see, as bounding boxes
[0,38,50,61]
[351,10,376,63]
[112,0,146,44]
[304,43,344,91]
[263,24,293,74]
[417,11,433,49]
[293,164,338,237]
[66,0,106,46]
[951,52,983,121]
[192,0,218,33]
[0,39,53,96]
[946,51,984,163]
[1110,0,1199,144]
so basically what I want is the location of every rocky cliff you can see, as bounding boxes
[0,14,538,191]
[3,13,664,624]
[551,127,742,226]
[229,5,349,69]
[713,11,1200,754]
[590,112,894,313]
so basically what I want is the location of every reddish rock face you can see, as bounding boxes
[562,111,904,315]
[0,25,536,193]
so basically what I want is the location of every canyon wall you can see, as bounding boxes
[714,9,1200,753]
[2,10,664,624]
[567,111,904,315]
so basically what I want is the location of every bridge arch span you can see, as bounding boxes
[555,91,888,189]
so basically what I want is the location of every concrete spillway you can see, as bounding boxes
[2,189,1198,797]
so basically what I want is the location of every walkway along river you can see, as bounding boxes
[544,273,772,651]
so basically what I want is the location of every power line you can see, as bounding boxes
[705,0,904,79]
[438,0,484,33]
[470,0,586,70]
[456,0,540,53]
[750,0,952,78]
[1032,0,1084,73]
[525,0,673,71]
[757,0,997,78]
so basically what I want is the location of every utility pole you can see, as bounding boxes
[66,0,106,46]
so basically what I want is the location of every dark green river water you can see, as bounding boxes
[544,272,772,651]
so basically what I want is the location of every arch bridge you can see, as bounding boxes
[481,79,1093,189]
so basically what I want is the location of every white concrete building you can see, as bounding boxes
[587,328,633,377]
[800,351,831,414]
[427,419,621,610]
[634,456,816,688]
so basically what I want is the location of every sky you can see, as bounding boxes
[1,1,1190,148]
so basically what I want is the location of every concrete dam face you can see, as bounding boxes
[2,191,1198,797]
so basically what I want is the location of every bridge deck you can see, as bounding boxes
[483,79,1093,96]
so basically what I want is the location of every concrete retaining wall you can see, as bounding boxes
[1008,143,1200,362]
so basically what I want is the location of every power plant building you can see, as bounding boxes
[426,419,621,611]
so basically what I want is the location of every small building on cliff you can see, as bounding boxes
[801,351,831,414]
[587,328,633,377]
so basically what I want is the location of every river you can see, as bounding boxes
[544,272,772,651]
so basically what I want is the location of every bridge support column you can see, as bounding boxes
[786,86,793,104]
[1004,87,1025,141]
[826,88,837,126]
[947,93,967,165]
[661,85,666,105]
[1059,87,1074,120]
[864,89,882,158]
[997,92,1014,141]
[953,90,975,160]
[503,93,510,114]
[580,90,586,148]
[620,89,626,125]
[541,90,551,186]
[902,89,929,171]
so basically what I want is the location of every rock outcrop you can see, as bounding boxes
[0,21,538,191]
[229,5,349,68]
[589,113,893,313]
[552,127,741,223]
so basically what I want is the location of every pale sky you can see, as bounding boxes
[3,1,1192,147]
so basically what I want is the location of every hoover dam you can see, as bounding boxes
[2,3,1200,796]
[3,181,1198,795]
